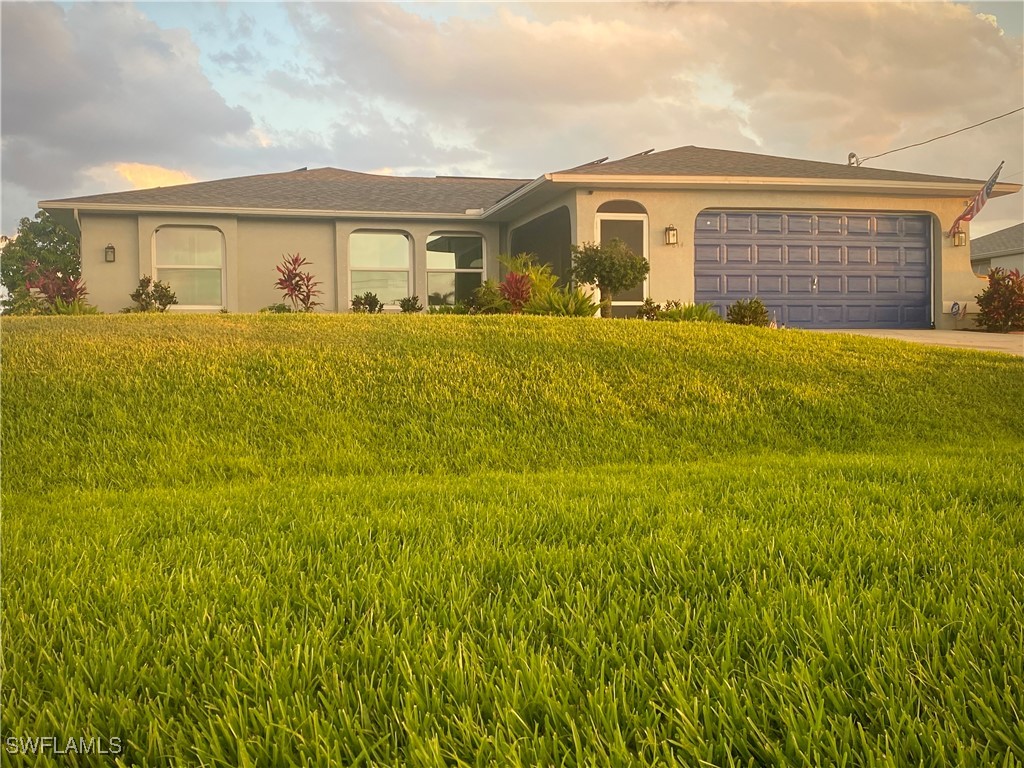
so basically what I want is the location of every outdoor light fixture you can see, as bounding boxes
[104,243,116,262]
[951,229,967,247]
[664,225,678,246]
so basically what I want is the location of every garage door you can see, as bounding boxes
[694,211,931,328]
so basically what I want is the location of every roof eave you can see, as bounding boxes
[546,174,1022,197]
[37,201,486,220]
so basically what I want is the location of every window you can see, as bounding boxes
[426,233,484,307]
[350,232,410,305]
[154,226,224,308]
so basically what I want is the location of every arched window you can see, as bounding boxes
[349,231,411,306]
[426,233,484,307]
[154,226,225,309]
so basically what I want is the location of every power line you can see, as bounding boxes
[848,107,1024,166]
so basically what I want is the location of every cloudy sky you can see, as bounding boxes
[2,1,1022,237]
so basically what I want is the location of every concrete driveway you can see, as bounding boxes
[812,329,1024,357]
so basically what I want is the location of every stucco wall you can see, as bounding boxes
[572,188,978,329]
[78,213,500,313]
[237,219,337,311]
[79,214,140,313]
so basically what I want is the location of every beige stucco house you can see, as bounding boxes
[971,223,1024,276]
[40,146,1021,328]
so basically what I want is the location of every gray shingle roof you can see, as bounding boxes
[556,145,982,185]
[45,168,530,214]
[971,222,1024,258]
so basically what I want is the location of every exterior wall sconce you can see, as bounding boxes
[104,243,116,262]
[664,225,678,246]
[951,228,967,247]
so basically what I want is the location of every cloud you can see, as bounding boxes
[1,2,252,216]
[85,163,199,190]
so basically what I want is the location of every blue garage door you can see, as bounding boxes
[694,211,931,328]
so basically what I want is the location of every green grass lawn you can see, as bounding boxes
[3,315,1023,766]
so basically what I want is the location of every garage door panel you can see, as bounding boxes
[818,246,842,264]
[695,244,721,263]
[725,245,753,264]
[876,218,900,235]
[787,245,813,264]
[847,276,872,293]
[877,247,900,264]
[694,210,930,329]
[848,246,872,264]
[905,247,927,265]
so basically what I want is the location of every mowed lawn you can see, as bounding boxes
[2,315,1023,767]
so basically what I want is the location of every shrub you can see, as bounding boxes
[260,303,292,314]
[398,296,424,314]
[570,239,649,318]
[975,268,1024,333]
[275,253,323,313]
[636,298,660,321]
[498,272,532,314]
[470,280,511,315]
[661,303,724,323]
[727,298,771,326]
[52,297,100,315]
[124,276,178,313]
[524,286,599,317]
[4,286,49,316]
[427,303,471,315]
[351,292,384,314]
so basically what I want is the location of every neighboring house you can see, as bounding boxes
[971,222,1024,277]
[39,145,1021,328]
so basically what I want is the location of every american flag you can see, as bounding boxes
[948,161,1004,236]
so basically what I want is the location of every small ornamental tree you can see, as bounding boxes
[275,253,323,313]
[570,239,649,318]
[975,268,1024,332]
[125,276,178,312]
[1,211,80,312]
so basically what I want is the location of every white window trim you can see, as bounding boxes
[152,226,226,311]
[425,232,486,306]
[350,231,413,307]
[594,212,650,306]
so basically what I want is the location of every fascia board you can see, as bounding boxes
[37,202,485,221]
[546,174,1023,198]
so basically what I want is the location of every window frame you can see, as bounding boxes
[425,232,486,308]
[152,225,226,311]
[349,230,412,308]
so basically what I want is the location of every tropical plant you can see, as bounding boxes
[974,268,1024,333]
[275,253,322,313]
[498,272,532,314]
[469,280,511,315]
[570,239,649,318]
[123,276,178,313]
[726,297,771,326]
[500,253,558,299]
[351,292,384,314]
[23,260,88,307]
[398,296,424,314]
[52,297,101,315]
[524,286,600,317]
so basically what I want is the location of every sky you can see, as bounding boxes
[2,1,1022,238]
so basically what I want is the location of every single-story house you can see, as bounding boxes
[971,222,1024,277]
[40,145,1021,328]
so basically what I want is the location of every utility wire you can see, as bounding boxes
[849,107,1024,166]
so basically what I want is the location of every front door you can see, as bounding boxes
[596,214,648,318]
